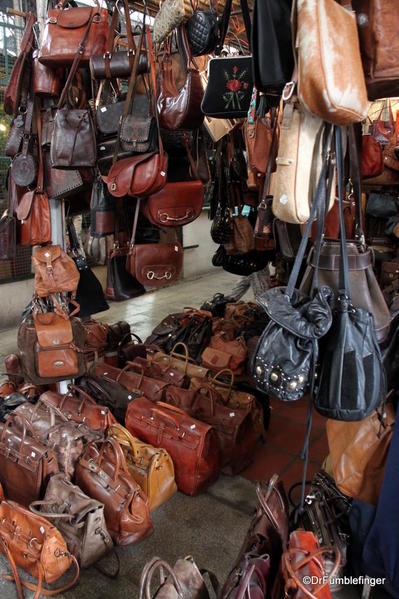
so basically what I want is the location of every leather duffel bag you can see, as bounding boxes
[30,474,113,569]
[0,413,59,507]
[81,375,142,424]
[131,356,188,388]
[108,424,177,511]
[125,398,221,495]
[75,438,153,545]
[90,362,169,402]
[149,342,209,380]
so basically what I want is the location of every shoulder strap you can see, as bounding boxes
[215,0,251,55]
[348,125,365,247]
[336,126,351,297]
[35,97,44,193]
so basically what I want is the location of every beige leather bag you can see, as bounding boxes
[271,99,326,224]
[108,424,177,511]
[293,0,368,125]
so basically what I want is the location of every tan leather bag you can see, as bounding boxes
[30,474,113,569]
[32,245,80,297]
[293,0,368,125]
[326,404,395,505]
[108,424,177,511]
[151,342,209,380]
[0,499,79,598]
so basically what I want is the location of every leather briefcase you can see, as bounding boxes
[76,438,153,545]
[30,474,113,569]
[142,181,204,227]
[39,1,108,66]
[0,499,79,597]
[125,398,221,495]
[0,413,59,507]
[108,424,177,511]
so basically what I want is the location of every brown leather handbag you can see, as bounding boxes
[39,0,108,66]
[0,500,79,598]
[30,473,113,569]
[126,398,221,496]
[165,384,257,473]
[4,12,35,116]
[157,27,204,131]
[202,333,247,374]
[150,342,209,380]
[0,413,59,507]
[43,386,117,433]
[32,244,80,297]
[352,0,399,100]
[142,180,204,227]
[326,403,395,505]
[75,438,153,545]
[32,49,63,97]
[131,356,188,388]
[108,424,177,511]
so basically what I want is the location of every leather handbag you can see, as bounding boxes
[221,474,289,599]
[106,239,146,302]
[125,398,221,496]
[75,438,153,545]
[186,0,219,56]
[81,375,142,424]
[30,474,113,569]
[0,500,79,597]
[32,49,63,97]
[383,112,399,172]
[32,244,80,297]
[205,332,247,374]
[10,97,37,188]
[39,0,108,66]
[326,403,395,505]
[150,343,210,380]
[118,333,147,367]
[244,98,279,178]
[315,128,386,421]
[163,312,213,362]
[0,413,59,507]
[130,356,188,387]
[4,12,35,116]
[352,0,399,100]
[90,362,169,403]
[293,0,368,125]
[127,200,184,288]
[225,213,255,255]
[139,556,217,598]
[282,530,340,599]
[165,384,257,473]
[108,424,177,511]
[43,149,84,201]
[157,28,204,131]
[43,385,117,432]
[142,179,204,228]
[18,309,86,385]
[362,134,384,179]
[90,174,116,237]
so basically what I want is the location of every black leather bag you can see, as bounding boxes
[90,174,115,238]
[106,245,145,302]
[211,204,233,244]
[253,126,334,402]
[9,98,37,187]
[251,0,294,95]
[315,128,386,421]
[186,1,220,57]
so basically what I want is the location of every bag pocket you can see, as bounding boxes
[36,347,79,378]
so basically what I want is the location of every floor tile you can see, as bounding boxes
[265,414,322,457]
[241,444,294,482]
[308,433,330,465]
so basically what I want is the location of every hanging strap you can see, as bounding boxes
[35,97,44,193]
[129,198,141,252]
[336,127,351,298]
[182,135,200,180]
[215,0,252,55]
[259,106,280,204]
[348,125,365,247]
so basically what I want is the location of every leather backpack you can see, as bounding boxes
[32,244,80,297]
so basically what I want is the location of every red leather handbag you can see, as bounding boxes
[362,135,383,179]
[125,398,221,495]
[142,180,204,227]
[39,0,108,66]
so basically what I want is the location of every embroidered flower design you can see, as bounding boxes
[223,65,249,111]
[226,79,242,93]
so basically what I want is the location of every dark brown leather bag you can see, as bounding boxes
[0,176,17,261]
[17,189,51,247]
[32,49,63,97]
[4,12,35,116]
[75,438,153,545]
[125,397,221,496]
[353,0,399,100]
[30,474,113,569]
[0,413,59,507]
[157,27,204,131]
[32,244,80,297]
[39,0,108,66]
[0,500,79,598]
[142,180,204,227]
[204,333,247,374]
[91,361,169,403]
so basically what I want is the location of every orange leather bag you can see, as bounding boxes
[32,245,80,297]
[202,333,247,374]
[0,499,79,598]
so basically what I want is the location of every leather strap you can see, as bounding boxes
[348,125,365,247]
[20,97,34,159]
[336,126,350,295]
[215,0,251,54]
[259,106,280,204]
[35,97,44,193]
[129,197,141,252]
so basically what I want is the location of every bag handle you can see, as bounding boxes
[64,384,98,408]
[29,500,77,520]
[1,413,40,449]
[116,360,144,388]
[193,385,215,417]
[97,437,129,480]
[210,368,234,389]
[108,423,140,459]
[348,126,366,248]
[215,0,251,54]
[139,557,184,599]
[256,474,286,531]
[282,545,341,599]
[151,401,187,428]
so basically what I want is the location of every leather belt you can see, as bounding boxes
[310,248,372,271]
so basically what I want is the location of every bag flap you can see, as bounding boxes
[33,244,61,265]
[33,313,73,348]
[202,346,231,369]
[16,190,35,221]
[96,102,124,135]
[53,7,93,29]
[120,116,154,144]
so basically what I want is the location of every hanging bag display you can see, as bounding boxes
[10,97,37,188]
[186,0,219,56]
[4,12,35,116]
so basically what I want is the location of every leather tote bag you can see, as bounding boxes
[32,244,80,297]
[30,474,113,569]
[108,424,177,511]
[157,27,204,131]
[90,174,115,237]
[315,127,386,421]
[106,241,146,302]
[352,0,399,100]
[0,500,79,597]
[0,413,59,507]
[293,0,368,125]
[326,403,395,505]
[125,397,221,496]
[39,0,108,66]
[75,438,153,546]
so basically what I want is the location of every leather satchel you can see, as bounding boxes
[32,244,80,297]
[75,438,153,545]
[150,342,209,380]
[108,424,177,511]
[125,398,221,496]
[326,403,395,505]
[10,98,37,188]
[293,0,368,125]
[90,362,169,403]
[157,28,204,131]
[17,187,51,246]
[142,180,204,228]
[4,12,35,116]
[0,413,59,507]
[32,49,63,97]
[0,500,79,597]
[204,332,247,374]
[39,0,108,66]
[118,333,147,367]
[30,474,113,569]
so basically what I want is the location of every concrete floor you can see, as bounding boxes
[0,271,391,598]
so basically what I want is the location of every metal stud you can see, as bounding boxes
[270,371,279,383]
[256,365,263,376]
[298,375,305,384]
[289,380,297,390]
